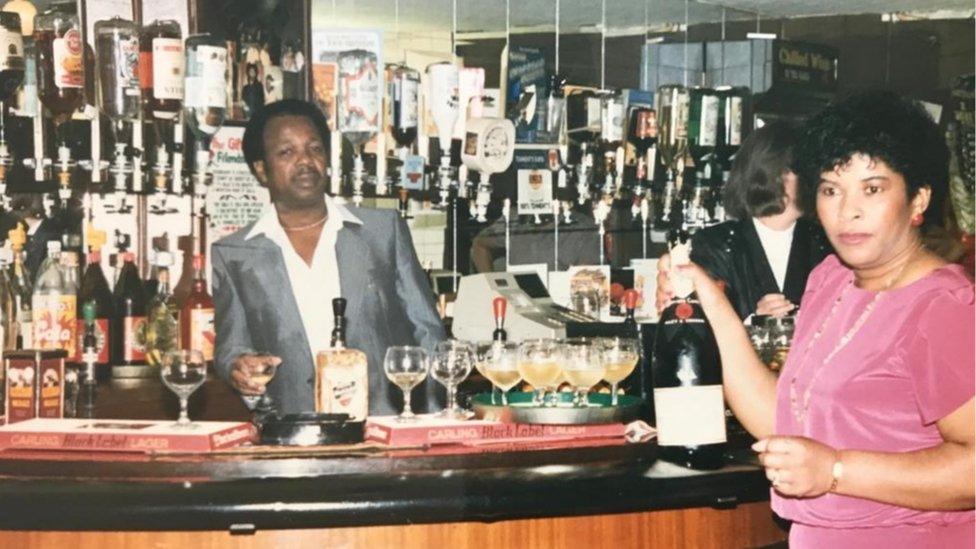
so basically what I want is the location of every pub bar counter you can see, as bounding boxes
[0,378,785,548]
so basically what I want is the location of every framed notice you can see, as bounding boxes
[206,125,268,241]
[514,147,552,216]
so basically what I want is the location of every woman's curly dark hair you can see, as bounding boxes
[722,120,797,219]
[793,90,949,227]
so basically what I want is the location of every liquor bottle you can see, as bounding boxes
[138,19,182,120]
[8,226,30,348]
[628,106,658,185]
[32,241,76,354]
[111,251,147,366]
[654,85,690,230]
[715,86,747,182]
[180,254,214,362]
[76,249,112,366]
[687,87,720,173]
[652,230,727,470]
[183,33,227,141]
[78,301,97,417]
[623,289,639,331]
[0,11,24,104]
[315,297,369,421]
[34,1,84,121]
[492,296,507,342]
[0,247,15,349]
[93,18,140,122]
[143,252,179,367]
[389,64,419,156]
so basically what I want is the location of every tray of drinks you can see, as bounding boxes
[470,391,644,425]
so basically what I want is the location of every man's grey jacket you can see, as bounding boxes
[212,206,446,416]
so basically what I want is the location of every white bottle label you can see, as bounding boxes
[0,28,23,71]
[727,97,743,146]
[152,38,184,100]
[653,385,727,446]
[185,45,226,108]
[189,308,215,361]
[52,29,84,89]
[699,95,719,147]
[317,350,369,421]
[395,77,419,130]
[338,57,380,134]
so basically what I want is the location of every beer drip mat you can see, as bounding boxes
[472,392,645,425]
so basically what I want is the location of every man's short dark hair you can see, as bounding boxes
[793,90,949,227]
[242,99,331,174]
[722,120,797,220]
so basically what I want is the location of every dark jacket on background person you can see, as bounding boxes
[690,217,833,320]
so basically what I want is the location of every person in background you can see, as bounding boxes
[658,121,832,320]
[679,90,974,547]
[212,99,445,416]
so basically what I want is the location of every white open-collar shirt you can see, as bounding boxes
[245,193,362,355]
[752,217,796,292]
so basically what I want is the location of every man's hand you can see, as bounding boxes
[230,353,282,395]
[755,293,796,317]
[655,254,674,314]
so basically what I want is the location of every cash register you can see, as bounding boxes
[452,272,595,342]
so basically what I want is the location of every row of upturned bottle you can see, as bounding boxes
[0,231,214,373]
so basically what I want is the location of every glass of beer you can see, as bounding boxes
[560,338,605,407]
[598,337,641,406]
[482,341,521,406]
[383,346,429,422]
[517,339,562,407]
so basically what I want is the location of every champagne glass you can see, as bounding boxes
[517,339,562,407]
[561,338,606,407]
[474,341,502,404]
[431,340,475,419]
[483,341,521,406]
[160,350,207,427]
[384,346,430,421]
[599,337,641,406]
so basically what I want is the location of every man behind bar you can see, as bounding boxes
[212,99,446,416]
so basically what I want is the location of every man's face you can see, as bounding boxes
[253,115,329,210]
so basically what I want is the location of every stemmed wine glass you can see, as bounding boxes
[431,340,474,419]
[384,346,430,422]
[561,338,606,407]
[240,353,280,414]
[517,339,562,407]
[160,350,207,427]
[599,337,641,406]
[482,341,521,406]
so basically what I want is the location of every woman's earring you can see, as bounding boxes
[910,213,924,227]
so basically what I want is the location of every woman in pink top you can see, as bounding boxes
[679,90,975,548]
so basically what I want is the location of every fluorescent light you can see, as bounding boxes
[747,32,777,40]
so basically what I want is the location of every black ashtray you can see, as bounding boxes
[257,412,365,446]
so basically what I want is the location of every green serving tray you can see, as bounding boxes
[471,391,645,425]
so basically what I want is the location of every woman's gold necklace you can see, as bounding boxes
[788,249,918,425]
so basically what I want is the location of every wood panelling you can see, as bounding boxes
[1,501,785,549]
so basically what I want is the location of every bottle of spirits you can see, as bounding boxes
[33,0,83,124]
[93,17,140,122]
[7,226,31,348]
[32,241,76,354]
[389,64,419,156]
[492,296,507,342]
[180,254,214,362]
[143,252,178,367]
[78,300,97,418]
[111,251,147,366]
[138,19,182,120]
[652,230,727,470]
[183,33,227,141]
[0,247,16,350]
[315,297,368,421]
[77,249,112,369]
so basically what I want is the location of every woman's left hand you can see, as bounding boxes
[753,436,838,498]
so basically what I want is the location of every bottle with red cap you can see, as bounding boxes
[180,254,214,362]
[491,296,507,342]
[111,250,147,366]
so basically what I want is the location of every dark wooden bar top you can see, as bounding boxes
[0,375,786,548]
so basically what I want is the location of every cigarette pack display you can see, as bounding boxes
[4,350,66,424]
[0,418,257,453]
[365,416,625,447]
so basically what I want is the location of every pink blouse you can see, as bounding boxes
[773,255,975,546]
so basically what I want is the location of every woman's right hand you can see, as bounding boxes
[656,254,734,319]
